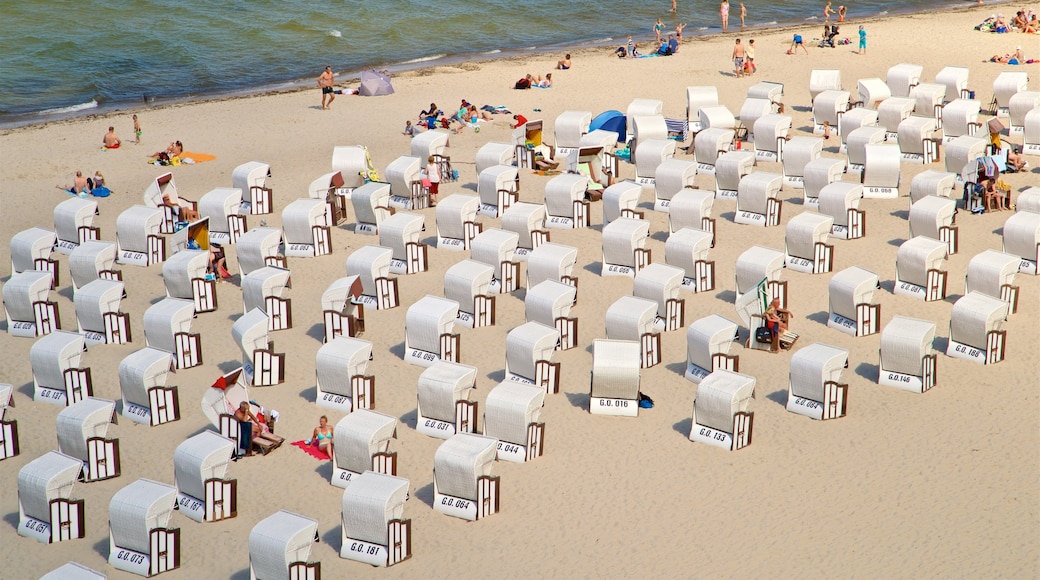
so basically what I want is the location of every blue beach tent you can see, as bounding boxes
[590,110,626,142]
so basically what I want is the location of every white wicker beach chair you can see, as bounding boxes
[785,212,835,274]
[781,137,822,187]
[436,193,481,250]
[910,83,946,124]
[689,370,755,450]
[379,212,428,274]
[554,110,592,153]
[384,155,426,210]
[544,173,590,229]
[627,98,664,133]
[469,228,520,292]
[735,245,787,304]
[634,138,675,186]
[40,563,106,579]
[142,172,195,234]
[788,343,849,420]
[735,171,783,226]
[1024,108,1040,155]
[17,451,85,543]
[665,228,716,293]
[316,337,374,413]
[714,150,756,198]
[897,116,940,164]
[433,433,499,521]
[605,295,661,368]
[143,298,200,368]
[856,78,891,109]
[1015,187,1040,213]
[991,71,1029,116]
[877,97,915,138]
[812,90,850,134]
[846,125,886,173]
[653,158,697,212]
[73,279,129,345]
[500,203,547,264]
[879,316,938,392]
[411,129,450,160]
[340,472,411,567]
[633,263,685,331]
[525,280,577,349]
[282,198,331,257]
[589,339,642,417]
[31,331,91,405]
[819,182,866,240]
[886,63,923,98]
[160,249,214,313]
[4,270,59,338]
[248,510,320,580]
[935,66,970,102]
[687,86,719,132]
[321,275,365,341]
[173,431,236,523]
[232,308,284,386]
[233,161,274,215]
[505,322,561,393]
[947,292,1009,365]
[909,170,956,204]
[827,266,881,336]
[444,260,495,328]
[331,147,369,189]
[11,227,58,284]
[1008,91,1040,134]
[684,315,740,383]
[475,142,514,175]
[747,81,783,102]
[751,114,791,161]
[351,181,394,236]
[526,242,577,289]
[809,69,842,101]
[417,361,478,438]
[698,105,737,134]
[601,180,644,225]
[53,197,100,254]
[694,128,735,175]
[668,188,715,237]
[944,134,987,176]
[346,245,399,309]
[404,295,459,367]
[601,217,650,277]
[118,347,178,426]
[56,397,120,482]
[838,107,879,152]
[241,266,292,331]
[802,158,846,208]
[895,236,949,301]
[737,98,772,143]
[484,382,545,463]
[0,383,15,460]
[861,143,901,198]
[332,409,398,487]
[578,129,621,174]
[236,227,284,276]
[965,250,1020,315]
[477,165,519,218]
[69,240,120,293]
[909,195,958,254]
[198,187,246,245]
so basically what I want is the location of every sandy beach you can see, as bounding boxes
[1,5,1038,578]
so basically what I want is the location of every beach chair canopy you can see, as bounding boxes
[236,227,283,277]
[352,181,392,226]
[839,107,879,144]
[73,279,124,336]
[897,237,948,286]
[944,134,987,175]
[321,275,362,312]
[910,83,946,118]
[847,125,886,166]
[527,243,577,287]
[909,171,956,204]
[198,187,243,233]
[886,63,923,98]
[737,99,772,139]
[57,397,116,461]
[828,266,879,319]
[69,241,118,290]
[862,144,901,187]
[803,158,846,200]
[346,245,393,295]
[878,97,915,132]
[385,155,421,199]
[590,339,641,400]
[687,86,719,122]
[233,161,271,192]
[694,370,755,432]
[109,478,178,554]
[143,298,195,353]
[411,129,449,160]
[590,111,627,142]
[579,128,621,150]
[436,194,479,240]
[1016,188,1040,214]
[478,165,519,207]
[544,173,589,217]
[897,116,938,154]
[753,115,792,149]
[11,227,56,273]
[687,315,739,372]
[857,77,891,109]
[790,343,849,402]
[526,280,576,326]
[950,292,1008,348]
[695,127,736,166]
[232,308,271,359]
[40,563,107,580]
[736,246,785,294]
[1009,92,1040,128]
[634,139,675,178]
[605,296,658,342]
[444,260,494,308]
[813,90,851,127]
[18,451,83,524]
[782,137,822,177]
[941,99,981,139]
[3,271,52,322]
[965,250,1019,304]
[419,362,477,422]
[654,158,698,201]
[173,431,234,501]
[30,330,85,389]
[506,322,560,379]
[115,206,162,253]
[993,72,1029,108]
[331,147,369,189]
[406,296,458,353]
[665,228,713,275]
[53,197,98,244]
[601,181,643,225]
[909,196,956,240]
[282,198,328,245]
[715,150,756,191]
[242,266,291,313]
[786,212,834,259]
[699,105,736,131]
[555,110,592,148]
[118,347,174,410]
[341,472,409,546]
[747,81,783,101]
[627,99,663,133]
[434,433,498,500]
[334,409,397,474]
[249,510,319,580]
[160,249,208,299]
[810,69,842,101]
[379,212,424,259]
[737,172,783,214]
[602,218,649,266]
[934,66,969,102]
[881,316,936,375]
[484,382,544,446]
[470,228,518,266]
[359,69,394,96]
[317,337,372,397]
[475,142,513,175]
[633,263,683,313]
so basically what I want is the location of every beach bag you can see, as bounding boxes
[514,78,531,89]
[90,186,111,198]
[421,177,431,188]
[755,326,773,343]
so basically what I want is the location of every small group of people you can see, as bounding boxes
[731,38,756,76]
[977,11,1039,33]
[149,140,184,166]
[513,73,552,89]
[989,46,1030,64]
[56,170,108,197]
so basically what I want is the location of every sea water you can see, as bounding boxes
[0,0,992,126]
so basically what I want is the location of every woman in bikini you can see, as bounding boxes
[312,415,334,459]
[720,0,730,32]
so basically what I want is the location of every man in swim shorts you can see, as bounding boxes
[318,65,335,110]
[102,126,121,149]
[732,38,746,77]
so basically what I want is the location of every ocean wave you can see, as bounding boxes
[695,26,709,30]
[482,49,502,55]
[327,29,342,37]
[593,37,613,43]
[399,54,447,64]
[37,99,99,116]
[764,21,778,25]
[806,15,818,20]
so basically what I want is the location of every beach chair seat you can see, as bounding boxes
[118,347,179,426]
[232,308,285,386]
[321,276,365,341]
[935,66,970,102]
[469,228,520,292]
[965,250,1020,314]
[589,339,642,416]
[351,181,395,236]
[856,78,891,109]
[433,433,500,521]
[694,128,735,175]
[689,370,755,450]
[346,245,399,309]
[909,195,958,254]
[526,242,578,290]
[483,382,546,462]
[895,236,949,301]
[788,343,849,420]
[736,98,772,143]
[861,143,901,198]
[143,298,201,368]
[684,315,740,384]
[249,510,320,580]
[242,266,292,331]
[405,296,460,367]
[715,150,756,198]
[652,158,697,212]
[198,187,247,245]
[475,142,514,175]
[505,322,561,393]
[282,198,331,257]
[385,155,427,210]
[947,292,1009,365]
[161,249,215,313]
[316,337,374,413]
[476,164,519,218]
[74,279,130,345]
[827,266,881,336]
[142,172,196,234]
[735,171,783,227]
[819,182,866,239]
[444,260,496,328]
[340,472,412,567]
[909,170,956,205]
[17,451,85,543]
[605,296,662,368]
[633,263,685,331]
[235,227,284,276]
[417,362,479,438]
[544,173,590,229]
[896,116,940,163]
[752,114,791,162]
[1002,211,1040,275]
[331,409,398,487]
[554,110,592,157]
[379,212,427,275]
[634,139,676,187]
[666,228,716,293]
[813,90,851,134]
[878,316,938,392]
[802,158,846,209]
[668,188,715,237]
[781,137,822,188]
[877,97,915,138]
[11,227,59,286]
[31,331,92,405]
[53,197,100,254]
[4,271,60,338]
[785,212,835,274]
[886,63,923,98]
[1024,108,1040,156]
[233,161,273,215]
[436,194,481,250]
[173,431,236,523]
[991,72,1029,116]
[687,86,719,132]
[57,397,120,482]
[601,180,644,225]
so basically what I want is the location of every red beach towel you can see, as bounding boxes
[291,440,330,460]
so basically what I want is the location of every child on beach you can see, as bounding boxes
[654,18,665,42]
[404,120,416,137]
[425,156,440,206]
[857,25,867,54]
[133,114,141,144]
[789,33,809,54]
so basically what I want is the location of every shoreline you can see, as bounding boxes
[0,0,1000,132]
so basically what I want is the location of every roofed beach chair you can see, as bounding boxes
[544,173,590,229]
[433,433,500,521]
[714,150,756,199]
[990,71,1028,117]
[73,279,130,345]
[470,228,520,292]
[838,107,878,153]
[316,337,375,413]
[666,227,715,293]
[652,158,697,212]
[198,187,246,245]
[895,236,948,301]
[1015,187,1040,213]
[40,563,106,579]
[605,296,662,368]
[752,114,791,162]
[200,367,283,456]
[444,260,496,328]
[735,245,788,304]
[735,171,783,227]
[687,86,719,132]
[935,66,970,102]
[142,172,195,234]
[512,118,545,168]
[173,431,236,523]
[896,116,941,164]
[827,266,881,336]
[698,105,737,134]
[856,77,891,110]
[879,316,938,393]
[331,147,370,191]
[819,182,866,240]
[346,245,399,309]
[54,197,100,254]
[161,249,215,313]
[385,155,427,210]
[602,180,644,225]
[633,263,686,331]
[232,308,285,386]
[475,142,514,175]
[578,129,621,176]
[946,292,1009,365]
[553,110,592,159]
[4,270,60,337]
[331,410,398,488]
[118,347,179,426]
[1024,107,1040,156]
[689,370,755,450]
[634,138,675,187]
[694,128,735,176]
[236,226,285,276]
[785,212,834,274]
[484,382,545,463]
[311,172,350,225]
[787,343,849,420]
[17,451,85,544]
[31,331,92,405]
[736,98,772,144]
[684,315,740,384]
[861,143,901,198]
[886,63,923,98]
[404,296,460,367]
[242,266,292,331]
[803,158,846,209]
[505,322,561,393]
[282,198,332,257]
[846,125,885,174]
[380,211,428,275]
[416,361,478,439]
[340,472,412,567]
[812,89,850,135]
[627,98,663,134]
[233,161,273,215]
[601,217,651,278]
[411,130,452,179]
[69,241,121,294]
[910,83,946,127]
[11,227,58,285]
[526,280,578,350]
[781,137,822,188]
[436,193,481,250]
[809,69,842,102]
[747,80,784,103]
[1008,91,1040,135]
[965,250,1020,315]
[943,134,986,179]
[143,298,201,369]
[351,181,395,236]
[477,164,520,218]
[589,339,642,417]
[113,207,167,268]
[57,397,120,482]
[909,170,956,205]
[248,510,320,580]
[878,97,915,140]
[321,275,365,341]
[526,242,578,290]
[668,188,715,238]
[909,195,958,254]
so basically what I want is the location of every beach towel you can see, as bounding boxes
[90,186,111,198]
[637,53,662,59]
[291,440,330,460]
[180,151,216,163]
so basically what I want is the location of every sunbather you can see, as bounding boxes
[56,170,90,196]
[556,54,572,69]
[310,415,334,460]
[535,73,552,88]
[235,401,261,457]
[764,298,791,353]
[102,126,121,149]
[990,130,1027,171]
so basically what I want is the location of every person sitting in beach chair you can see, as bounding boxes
[764,298,792,353]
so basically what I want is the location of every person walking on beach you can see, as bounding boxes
[425,156,440,206]
[675,22,687,47]
[740,2,747,30]
[857,25,867,54]
[732,38,746,77]
[318,65,335,110]
[823,1,833,23]
[746,38,756,74]
[670,0,677,13]
[654,18,665,42]
[133,114,141,144]
[720,0,731,32]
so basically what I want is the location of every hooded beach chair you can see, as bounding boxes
[236,227,285,276]
[809,69,842,102]
[819,181,866,239]
[1009,91,1040,135]
[735,245,788,305]
[484,382,545,463]
[416,361,478,438]
[379,211,428,274]
[878,97,915,139]
[198,187,246,245]
[666,228,716,293]
[340,472,412,567]
[470,228,520,292]
[787,343,849,420]
[331,410,398,487]
[943,134,987,177]
[233,161,273,215]
[605,295,661,368]
[861,143,901,198]
[385,155,427,210]
[838,107,879,152]
[351,181,394,235]
[781,137,822,188]
[526,242,578,290]
[935,66,970,102]
[316,337,375,413]
[69,240,121,293]
[433,433,500,521]
[652,158,697,212]
[1015,187,1040,213]
[946,292,1009,365]
[910,82,946,124]
[785,212,834,274]
[714,150,756,199]
[4,270,60,338]
[897,116,941,164]
[909,170,956,205]
[40,563,106,579]
[31,331,92,405]
[0,383,18,460]
[634,139,675,187]
[991,71,1029,117]
[856,78,891,110]
[404,296,460,367]
[512,118,544,168]
[11,227,58,285]
[602,180,644,225]
[345,245,399,309]
[477,164,520,218]
[161,249,215,313]
[331,146,370,189]
[965,250,1020,314]
[74,279,130,345]
[411,130,451,178]
[879,316,938,392]
[57,397,119,482]
[735,171,783,227]
[17,451,85,543]
[118,347,179,426]
[525,280,578,350]
[687,86,719,132]
[53,197,99,254]
[242,266,292,331]
[505,322,561,393]
[827,266,881,336]
[309,170,350,224]
[436,193,482,250]
[601,217,651,277]
[282,198,331,257]
[689,370,755,450]
[668,188,715,237]
[886,63,923,98]
[684,315,740,383]
[143,298,200,369]
[752,114,791,162]
[589,339,642,417]
[444,260,496,328]
[694,128,735,175]
[321,276,365,341]
[475,142,514,175]
[736,98,772,143]
[232,308,285,386]
[632,116,669,157]
[803,158,846,208]
[1024,107,1040,155]
[909,195,959,254]
[812,90,850,135]
[173,431,236,523]
[845,125,886,174]
[747,80,784,102]
[249,510,320,580]
[554,110,592,158]
[895,236,949,301]
[544,173,590,229]
[627,98,664,134]
[578,129,621,176]
[142,172,196,234]
[698,105,737,134]
[633,263,686,331]
[1002,211,1040,275]
[199,367,282,456]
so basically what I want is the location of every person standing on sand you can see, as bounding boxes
[837,5,847,22]
[318,65,335,110]
[654,18,665,42]
[746,38,756,74]
[721,0,730,32]
[133,114,141,144]
[676,22,687,47]
[857,24,867,54]
[740,2,747,30]
[824,1,833,23]
[732,38,746,77]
